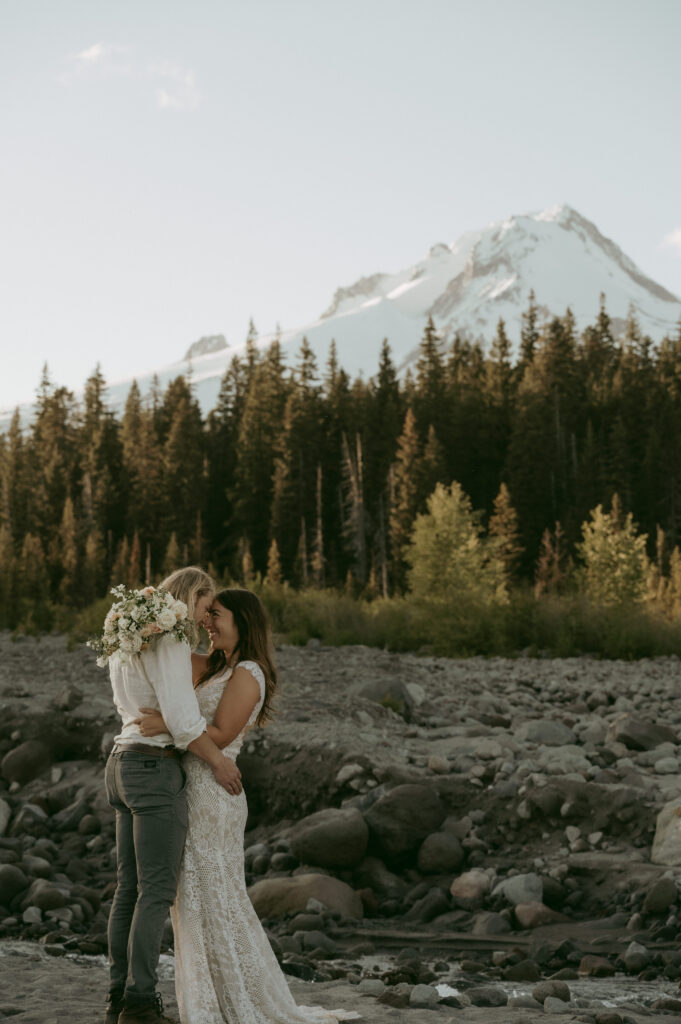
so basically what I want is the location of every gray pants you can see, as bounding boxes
[104,749,187,1006]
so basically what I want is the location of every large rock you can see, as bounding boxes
[353,857,407,898]
[22,878,67,911]
[0,798,11,836]
[364,784,445,859]
[607,714,677,751]
[517,720,576,746]
[493,872,543,906]
[0,864,29,905]
[651,798,681,865]
[289,808,368,869]
[643,876,678,913]
[417,832,464,874]
[1,740,51,784]
[247,873,363,920]
[450,868,493,908]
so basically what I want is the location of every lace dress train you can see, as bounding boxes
[172,660,360,1024]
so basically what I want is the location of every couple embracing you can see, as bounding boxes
[101,566,358,1024]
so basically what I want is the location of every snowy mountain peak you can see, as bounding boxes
[3,204,679,430]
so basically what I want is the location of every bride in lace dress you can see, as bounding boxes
[136,588,359,1024]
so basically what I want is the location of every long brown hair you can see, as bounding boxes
[197,588,277,726]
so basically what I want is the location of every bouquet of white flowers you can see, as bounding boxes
[89,584,191,667]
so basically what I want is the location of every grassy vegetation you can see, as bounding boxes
[11,583,681,661]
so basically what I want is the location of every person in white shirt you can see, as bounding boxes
[104,567,241,1024]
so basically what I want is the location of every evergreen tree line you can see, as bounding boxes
[2,295,681,631]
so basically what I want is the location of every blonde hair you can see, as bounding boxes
[159,566,214,647]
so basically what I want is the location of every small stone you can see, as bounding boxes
[515,901,567,928]
[466,985,507,1007]
[357,978,385,996]
[579,954,615,977]
[377,990,409,1008]
[427,755,450,774]
[22,906,42,924]
[532,980,571,1003]
[622,941,650,972]
[409,984,439,1008]
[503,959,541,981]
[492,872,542,906]
[471,911,511,936]
[594,1013,622,1024]
[335,764,364,787]
[544,995,571,1012]
[655,757,680,774]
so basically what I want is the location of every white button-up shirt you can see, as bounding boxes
[110,636,206,750]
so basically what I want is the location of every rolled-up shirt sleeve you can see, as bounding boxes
[142,637,206,750]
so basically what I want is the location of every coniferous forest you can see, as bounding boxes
[3,294,681,655]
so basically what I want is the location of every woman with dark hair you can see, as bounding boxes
[135,589,358,1024]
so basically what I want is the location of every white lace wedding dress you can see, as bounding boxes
[171,660,360,1024]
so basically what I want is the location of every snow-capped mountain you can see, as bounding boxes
[3,204,680,426]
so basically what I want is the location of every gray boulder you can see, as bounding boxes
[417,832,464,874]
[1,740,51,784]
[492,872,543,906]
[353,856,407,898]
[607,714,677,751]
[643,876,677,913]
[517,720,576,746]
[364,784,445,859]
[652,798,681,865]
[0,864,29,904]
[289,807,368,869]
[0,798,11,836]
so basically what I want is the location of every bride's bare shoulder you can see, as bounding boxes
[191,652,208,683]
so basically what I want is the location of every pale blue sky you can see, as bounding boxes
[1,0,680,410]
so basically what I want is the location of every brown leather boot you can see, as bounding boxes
[118,994,177,1024]
[104,991,124,1024]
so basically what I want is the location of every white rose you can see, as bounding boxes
[118,617,130,631]
[96,655,108,668]
[129,633,143,652]
[172,600,187,619]
[131,606,143,621]
[165,593,175,606]
[157,608,177,631]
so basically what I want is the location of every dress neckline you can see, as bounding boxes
[195,663,234,691]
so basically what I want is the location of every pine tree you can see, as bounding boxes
[489,482,523,583]
[110,536,130,586]
[163,532,182,577]
[265,538,283,587]
[58,496,80,604]
[534,522,570,597]
[82,528,106,604]
[341,434,367,585]
[232,338,288,570]
[519,290,540,369]
[0,523,15,627]
[388,409,422,589]
[16,533,51,630]
[128,531,142,588]
[311,464,325,587]
[162,377,205,548]
[413,316,445,439]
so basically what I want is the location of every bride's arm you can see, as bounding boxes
[206,666,261,749]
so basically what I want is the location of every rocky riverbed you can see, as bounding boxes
[3,634,681,1021]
